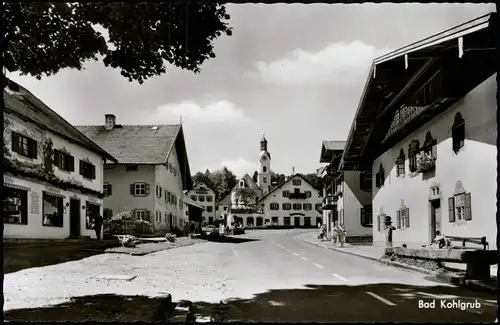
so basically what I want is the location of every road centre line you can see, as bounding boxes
[293,253,299,256]
[366,292,396,306]
[301,257,308,261]
[313,263,324,269]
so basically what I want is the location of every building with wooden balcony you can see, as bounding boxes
[319,140,373,243]
[340,13,497,249]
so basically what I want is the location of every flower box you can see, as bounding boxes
[416,153,436,173]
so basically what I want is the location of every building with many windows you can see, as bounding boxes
[256,174,323,227]
[3,79,116,239]
[319,140,373,243]
[339,13,497,248]
[185,182,216,225]
[76,114,194,234]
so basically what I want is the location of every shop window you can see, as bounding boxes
[4,187,28,225]
[42,192,64,227]
[86,201,100,229]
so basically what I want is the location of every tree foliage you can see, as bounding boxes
[3,2,232,84]
[192,166,237,201]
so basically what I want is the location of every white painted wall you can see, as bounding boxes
[372,74,497,249]
[4,114,104,192]
[4,113,105,239]
[103,164,155,218]
[154,145,185,230]
[342,171,373,237]
[260,175,323,226]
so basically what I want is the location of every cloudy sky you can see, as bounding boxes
[9,4,495,177]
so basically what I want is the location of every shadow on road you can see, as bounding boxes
[4,283,496,322]
[199,235,260,244]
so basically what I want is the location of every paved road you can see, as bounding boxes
[4,229,497,322]
[200,229,497,322]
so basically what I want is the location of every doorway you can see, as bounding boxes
[69,198,80,237]
[294,217,301,228]
[429,199,441,243]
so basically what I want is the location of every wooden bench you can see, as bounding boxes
[385,246,497,280]
[447,236,489,250]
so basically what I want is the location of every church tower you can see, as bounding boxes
[258,134,271,194]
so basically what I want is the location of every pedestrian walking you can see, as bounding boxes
[338,223,347,248]
[94,213,103,240]
[332,222,340,247]
[384,216,396,248]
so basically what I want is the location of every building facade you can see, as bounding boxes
[76,115,194,234]
[186,182,216,225]
[257,174,323,227]
[4,79,116,239]
[339,14,497,249]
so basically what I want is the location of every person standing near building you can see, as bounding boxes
[94,213,103,240]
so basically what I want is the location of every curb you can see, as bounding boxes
[103,242,199,256]
[298,234,496,293]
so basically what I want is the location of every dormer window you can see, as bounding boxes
[262,166,267,172]
[452,112,465,154]
[239,181,245,188]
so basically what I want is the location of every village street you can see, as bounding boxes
[4,229,497,322]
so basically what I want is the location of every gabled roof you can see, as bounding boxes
[182,194,205,210]
[240,173,261,190]
[77,123,193,190]
[256,174,319,203]
[75,124,181,164]
[217,192,232,205]
[4,79,116,162]
[320,140,345,163]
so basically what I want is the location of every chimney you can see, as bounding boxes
[105,114,116,130]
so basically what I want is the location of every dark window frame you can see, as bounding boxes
[452,112,465,154]
[408,140,420,172]
[103,183,112,197]
[282,203,291,210]
[11,132,38,159]
[360,205,373,227]
[270,202,279,210]
[54,149,75,172]
[396,149,405,177]
[79,160,96,180]
[292,203,302,211]
[131,182,149,197]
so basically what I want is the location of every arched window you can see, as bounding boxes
[262,166,267,172]
[396,149,405,177]
[408,140,420,172]
[422,131,437,158]
[452,112,465,153]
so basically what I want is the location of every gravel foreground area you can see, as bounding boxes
[105,237,202,255]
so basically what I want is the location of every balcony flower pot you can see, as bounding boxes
[416,153,436,173]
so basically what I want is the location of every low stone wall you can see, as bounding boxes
[345,236,373,245]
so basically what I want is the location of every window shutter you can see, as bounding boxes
[165,190,167,202]
[464,193,472,221]
[54,150,61,166]
[29,139,38,159]
[360,208,365,225]
[68,156,75,171]
[406,208,410,228]
[377,215,380,231]
[396,210,401,228]
[130,184,135,195]
[108,184,112,196]
[159,187,162,198]
[11,132,19,152]
[91,164,96,179]
[79,160,84,175]
[375,173,380,188]
[145,210,151,222]
[448,197,455,222]
[145,184,150,195]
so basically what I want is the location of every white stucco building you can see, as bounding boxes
[339,13,497,249]
[257,174,323,228]
[185,182,216,225]
[3,79,116,240]
[319,141,373,242]
[76,115,195,234]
